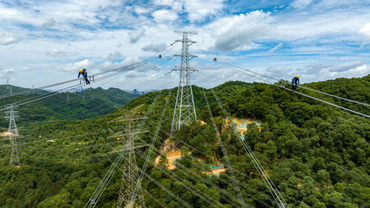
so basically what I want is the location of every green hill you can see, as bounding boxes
[1,77,370,208]
[0,85,138,131]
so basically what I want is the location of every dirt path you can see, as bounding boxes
[155,150,191,170]
[205,168,228,176]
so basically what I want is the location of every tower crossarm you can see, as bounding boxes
[174,53,198,58]
[174,39,197,44]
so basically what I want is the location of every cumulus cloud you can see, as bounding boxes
[141,43,167,53]
[21,67,31,71]
[99,56,143,71]
[214,11,272,51]
[0,31,21,45]
[153,0,224,22]
[153,0,174,6]
[183,0,225,22]
[126,71,138,78]
[134,6,150,14]
[129,29,146,44]
[106,51,123,61]
[152,9,178,22]
[58,59,95,72]
[0,68,16,78]
[121,56,142,67]
[289,0,313,9]
[268,43,283,54]
[265,67,294,79]
[46,49,79,57]
[358,23,370,48]
[303,64,331,73]
[328,61,364,72]
[40,18,56,29]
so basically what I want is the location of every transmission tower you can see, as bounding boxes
[170,31,198,135]
[117,109,147,208]
[6,78,12,95]
[4,104,20,166]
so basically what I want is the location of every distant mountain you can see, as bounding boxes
[0,85,139,130]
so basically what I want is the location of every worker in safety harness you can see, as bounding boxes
[78,69,90,84]
[291,74,300,91]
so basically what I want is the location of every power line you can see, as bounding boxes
[202,88,247,208]
[195,43,370,119]
[0,42,176,101]
[85,92,161,208]
[130,90,171,206]
[221,61,370,108]
[143,123,276,207]
[211,89,289,208]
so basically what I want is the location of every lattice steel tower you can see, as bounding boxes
[117,109,147,208]
[4,104,20,166]
[170,31,198,135]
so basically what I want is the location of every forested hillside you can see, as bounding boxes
[0,85,138,131]
[0,76,370,208]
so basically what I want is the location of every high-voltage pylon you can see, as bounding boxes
[4,104,20,166]
[170,31,198,135]
[117,109,147,208]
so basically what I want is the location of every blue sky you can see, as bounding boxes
[0,0,370,90]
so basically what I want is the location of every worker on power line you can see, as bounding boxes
[213,57,217,62]
[78,69,90,84]
[291,74,300,91]
[159,54,162,59]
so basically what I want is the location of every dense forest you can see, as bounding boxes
[0,85,138,131]
[0,75,370,208]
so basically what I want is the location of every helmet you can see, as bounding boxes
[296,74,299,78]
[79,69,83,73]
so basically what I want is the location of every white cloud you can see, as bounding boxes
[303,64,331,73]
[0,68,16,78]
[269,43,283,54]
[152,9,178,22]
[58,59,95,72]
[153,0,225,22]
[358,23,370,48]
[183,0,225,22]
[289,0,313,9]
[148,74,157,80]
[141,43,167,53]
[126,71,138,78]
[328,61,364,72]
[134,6,150,14]
[40,18,56,29]
[99,56,143,72]
[106,51,123,61]
[21,67,31,71]
[0,31,21,45]
[129,29,146,44]
[153,0,174,7]
[121,56,142,67]
[214,11,272,51]
[46,49,79,57]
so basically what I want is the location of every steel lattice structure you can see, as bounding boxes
[170,31,198,135]
[117,110,146,208]
[4,104,20,166]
